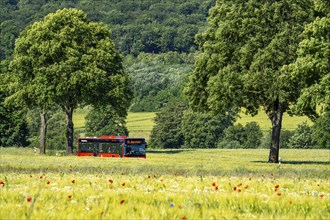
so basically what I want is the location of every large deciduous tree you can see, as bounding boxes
[186,0,314,162]
[8,8,132,154]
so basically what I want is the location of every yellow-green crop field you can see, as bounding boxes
[1,148,329,219]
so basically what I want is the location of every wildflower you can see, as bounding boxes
[181,216,187,220]
[148,175,151,179]
[179,204,183,209]
[68,195,72,199]
[274,184,280,191]
[122,182,125,186]
[109,179,113,184]
[277,193,282,196]
[238,189,242,193]
[0,181,4,187]
[120,199,125,204]
[238,183,242,187]
[248,177,252,181]
[71,180,75,184]
[233,186,237,191]
[245,185,249,189]
[320,194,325,198]
[40,176,43,179]
[170,203,174,207]
[212,182,216,187]
[214,186,219,190]
[47,181,50,185]
[27,197,32,202]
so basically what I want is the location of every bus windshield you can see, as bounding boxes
[125,139,146,157]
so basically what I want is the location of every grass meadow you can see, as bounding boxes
[73,108,312,140]
[1,147,329,219]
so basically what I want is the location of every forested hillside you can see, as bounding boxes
[1,0,214,112]
[1,0,215,59]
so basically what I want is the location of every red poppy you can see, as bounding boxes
[215,186,219,190]
[0,181,4,187]
[274,184,280,191]
[320,194,325,198]
[40,176,43,179]
[47,181,50,185]
[245,185,249,189]
[212,182,216,187]
[27,197,32,202]
[68,195,72,199]
[248,177,252,181]
[120,199,125,204]
[238,189,242,193]
[277,193,282,196]
[71,180,75,184]
[181,216,187,220]
[109,179,113,184]
[148,175,151,179]
[238,183,242,187]
[233,186,237,191]
[122,182,125,186]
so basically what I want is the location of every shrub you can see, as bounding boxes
[181,111,235,148]
[287,122,316,149]
[312,112,330,149]
[149,102,188,148]
[219,122,263,149]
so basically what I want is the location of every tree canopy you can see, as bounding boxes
[186,0,315,162]
[7,8,132,154]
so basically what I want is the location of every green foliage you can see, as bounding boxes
[186,0,315,162]
[85,106,129,137]
[219,122,263,149]
[7,8,132,153]
[126,52,193,112]
[0,0,215,59]
[287,122,316,149]
[288,5,330,117]
[0,60,29,147]
[182,111,235,148]
[150,102,188,148]
[312,112,330,149]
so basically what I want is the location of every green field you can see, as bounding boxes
[73,109,312,140]
[0,148,329,219]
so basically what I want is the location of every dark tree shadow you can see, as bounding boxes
[147,149,194,154]
[253,160,330,165]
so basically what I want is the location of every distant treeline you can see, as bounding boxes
[0,0,215,60]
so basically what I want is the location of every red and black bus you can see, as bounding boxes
[77,136,146,158]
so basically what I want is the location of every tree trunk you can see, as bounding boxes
[65,107,74,155]
[268,102,284,163]
[39,110,47,154]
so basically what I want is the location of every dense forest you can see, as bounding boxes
[1,0,215,59]
[0,0,214,148]
[1,0,214,111]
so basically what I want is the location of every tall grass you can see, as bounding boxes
[0,148,329,219]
